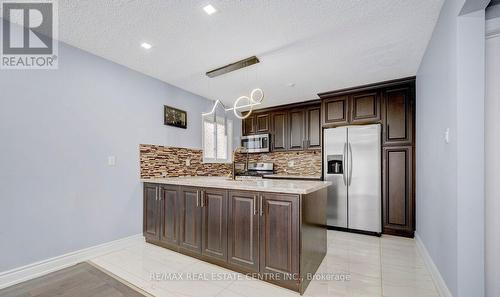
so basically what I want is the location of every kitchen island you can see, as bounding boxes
[141,176,330,294]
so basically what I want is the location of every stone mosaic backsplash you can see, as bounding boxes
[140,144,231,178]
[140,144,322,179]
[235,150,322,176]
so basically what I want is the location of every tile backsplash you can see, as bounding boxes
[235,150,322,176]
[140,144,231,178]
[140,144,322,179]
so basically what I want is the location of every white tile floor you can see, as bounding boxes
[90,231,440,297]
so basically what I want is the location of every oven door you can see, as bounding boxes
[241,134,270,153]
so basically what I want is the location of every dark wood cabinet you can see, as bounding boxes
[288,109,305,150]
[255,113,270,133]
[179,187,202,254]
[243,116,256,135]
[242,113,270,136]
[319,77,416,238]
[144,184,327,294]
[159,185,180,248]
[382,146,414,237]
[259,193,299,280]
[271,111,288,151]
[305,105,321,149]
[228,191,260,272]
[201,189,227,262]
[321,95,349,126]
[143,183,159,241]
[350,91,380,124]
[382,86,414,146]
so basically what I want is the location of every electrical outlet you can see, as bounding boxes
[288,160,295,167]
[108,156,116,166]
[444,128,450,144]
[185,159,191,166]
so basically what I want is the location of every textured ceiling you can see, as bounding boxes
[58,0,444,108]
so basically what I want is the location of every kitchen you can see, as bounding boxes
[0,1,497,297]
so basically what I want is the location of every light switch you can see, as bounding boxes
[108,156,116,166]
[288,160,295,167]
[185,159,191,166]
[444,128,450,144]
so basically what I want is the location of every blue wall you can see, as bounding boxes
[0,24,240,271]
[416,0,485,296]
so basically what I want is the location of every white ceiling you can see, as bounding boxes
[58,0,444,108]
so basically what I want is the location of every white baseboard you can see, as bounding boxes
[415,233,453,297]
[0,234,144,289]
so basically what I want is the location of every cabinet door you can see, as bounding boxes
[179,187,202,254]
[255,113,270,133]
[259,193,299,279]
[350,91,380,124]
[202,189,228,262]
[305,105,321,149]
[143,183,159,241]
[322,95,349,126]
[289,109,305,150]
[272,111,288,151]
[383,87,414,145]
[228,191,260,272]
[243,115,256,136]
[159,185,179,247]
[382,147,414,237]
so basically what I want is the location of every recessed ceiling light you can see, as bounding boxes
[141,42,152,50]
[203,4,217,15]
[287,83,296,87]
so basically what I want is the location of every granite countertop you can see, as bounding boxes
[141,176,331,195]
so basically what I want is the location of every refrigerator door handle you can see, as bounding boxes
[342,142,347,186]
[348,143,353,186]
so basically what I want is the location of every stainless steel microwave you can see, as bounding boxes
[240,134,270,153]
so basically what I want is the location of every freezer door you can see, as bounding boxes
[323,127,348,228]
[347,124,382,233]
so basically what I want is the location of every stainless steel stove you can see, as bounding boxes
[237,162,274,178]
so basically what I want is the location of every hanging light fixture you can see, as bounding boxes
[202,88,264,119]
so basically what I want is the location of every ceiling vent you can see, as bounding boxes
[206,56,260,78]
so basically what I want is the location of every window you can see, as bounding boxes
[203,115,233,163]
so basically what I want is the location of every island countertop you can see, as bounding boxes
[141,176,331,195]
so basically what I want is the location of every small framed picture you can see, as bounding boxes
[164,105,187,129]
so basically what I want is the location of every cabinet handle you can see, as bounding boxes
[196,190,199,207]
[201,190,205,207]
[158,188,162,201]
[259,195,264,216]
[155,187,158,201]
[253,195,257,215]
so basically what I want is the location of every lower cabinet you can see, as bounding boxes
[228,191,260,272]
[382,146,414,237]
[179,187,202,254]
[143,183,160,241]
[159,185,180,248]
[259,193,300,281]
[202,188,228,262]
[143,184,326,294]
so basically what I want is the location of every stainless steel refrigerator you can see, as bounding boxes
[323,124,381,234]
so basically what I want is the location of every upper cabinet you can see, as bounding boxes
[255,113,270,133]
[305,105,321,149]
[288,108,306,150]
[271,111,288,151]
[321,95,349,126]
[244,102,321,152]
[350,91,381,124]
[382,86,414,146]
[243,115,256,135]
[242,112,270,136]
